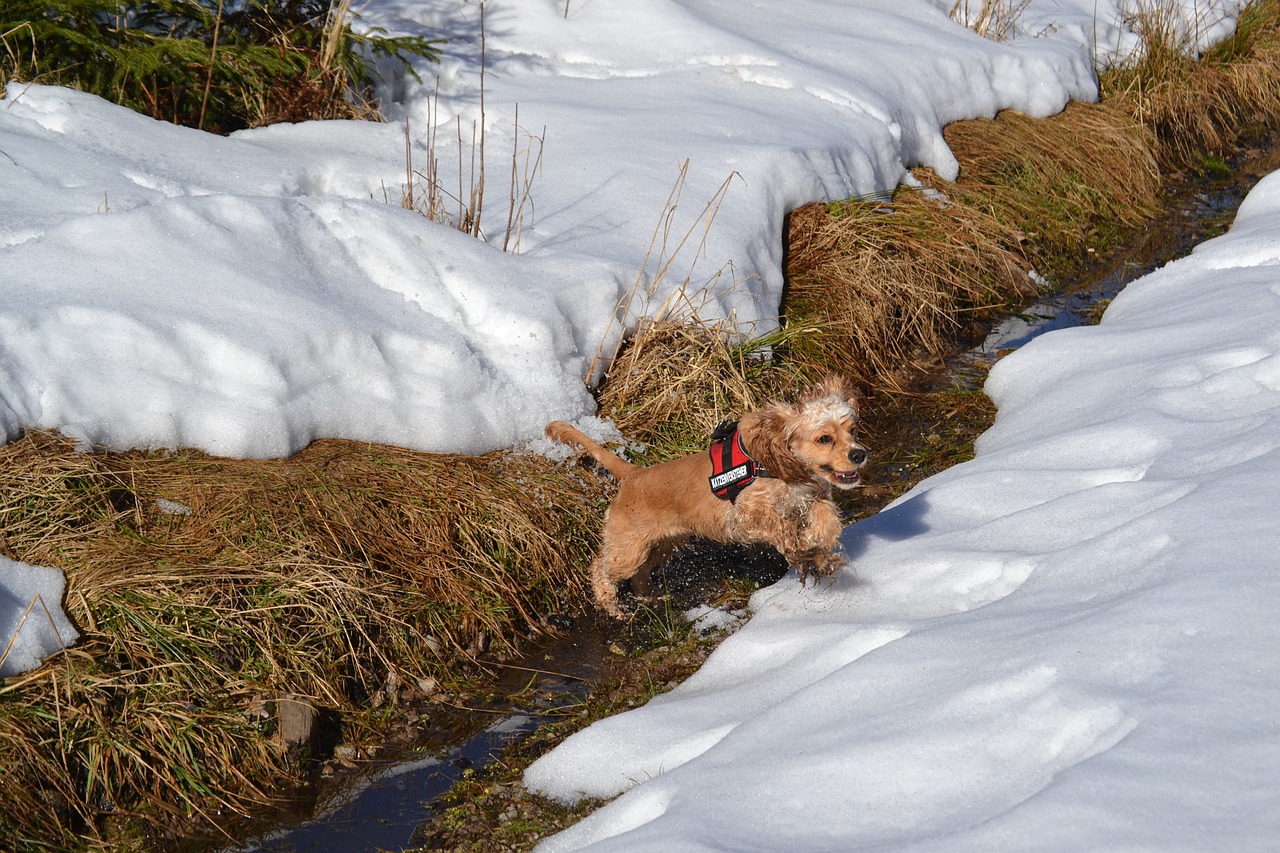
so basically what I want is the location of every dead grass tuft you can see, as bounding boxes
[1104,0,1280,170]
[0,431,607,847]
[596,320,814,462]
[605,103,1161,431]
[942,102,1162,272]
[785,178,1034,390]
[949,0,1032,41]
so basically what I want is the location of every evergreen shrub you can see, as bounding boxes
[1,0,442,132]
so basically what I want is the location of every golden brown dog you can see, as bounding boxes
[546,375,868,616]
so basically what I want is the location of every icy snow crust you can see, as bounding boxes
[0,557,79,678]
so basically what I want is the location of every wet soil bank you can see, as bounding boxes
[215,137,1280,853]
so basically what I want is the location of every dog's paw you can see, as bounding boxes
[592,581,626,618]
[794,548,844,585]
[594,591,626,619]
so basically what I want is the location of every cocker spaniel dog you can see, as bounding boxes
[546,375,868,616]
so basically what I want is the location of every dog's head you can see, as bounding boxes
[739,375,868,490]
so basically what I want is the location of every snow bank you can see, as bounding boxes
[0,0,1256,707]
[0,0,1106,459]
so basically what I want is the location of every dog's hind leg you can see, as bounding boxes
[591,530,676,617]
[627,538,678,601]
[590,554,626,617]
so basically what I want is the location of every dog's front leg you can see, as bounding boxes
[803,498,843,552]
[790,500,846,583]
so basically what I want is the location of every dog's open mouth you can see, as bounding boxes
[823,466,862,487]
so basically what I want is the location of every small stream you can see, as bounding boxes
[231,715,543,853]
[975,141,1280,365]
[221,142,1280,853]
[222,618,616,853]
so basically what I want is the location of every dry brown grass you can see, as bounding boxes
[780,101,1161,393]
[595,320,815,462]
[1104,0,1280,169]
[0,431,607,847]
[785,178,1035,389]
[949,0,1032,41]
[943,102,1162,268]
[597,93,1169,453]
[599,104,1162,426]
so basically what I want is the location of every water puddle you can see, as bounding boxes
[218,616,615,853]
[218,544,770,853]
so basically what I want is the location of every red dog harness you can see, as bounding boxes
[708,420,768,502]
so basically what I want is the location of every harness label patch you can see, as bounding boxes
[710,463,752,492]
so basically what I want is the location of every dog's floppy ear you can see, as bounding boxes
[738,405,810,483]
[811,374,861,416]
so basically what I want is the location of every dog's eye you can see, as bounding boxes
[817,434,834,445]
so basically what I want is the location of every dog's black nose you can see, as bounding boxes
[849,447,867,465]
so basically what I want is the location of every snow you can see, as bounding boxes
[0,0,1115,462]
[0,556,79,678]
[1,0,1274,842]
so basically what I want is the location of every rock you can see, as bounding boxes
[276,694,316,749]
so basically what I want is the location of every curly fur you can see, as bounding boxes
[545,375,868,616]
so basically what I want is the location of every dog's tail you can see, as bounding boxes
[545,421,636,482]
